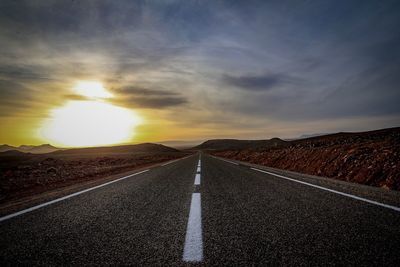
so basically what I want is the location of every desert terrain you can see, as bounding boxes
[205,127,400,190]
[0,143,190,205]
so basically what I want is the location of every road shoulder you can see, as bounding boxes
[209,154,400,208]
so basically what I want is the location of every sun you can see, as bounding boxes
[74,81,113,98]
[40,81,142,147]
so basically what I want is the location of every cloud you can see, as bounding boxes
[111,86,188,109]
[63,94,91,101]
[1,0,400,143]
[0,79,36,116]
[123,96,188,108]
[113,86,178,96]
[222,73,301,91]
[0,65,55,81]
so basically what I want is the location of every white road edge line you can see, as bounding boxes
[0,169,149,223]
[213,156,238,165]
[183,193,203,262]
[194,173,201,185]
[161,155,192,166]
[161,160,178,166]
[251,168,400,212]
[224,159,239,165]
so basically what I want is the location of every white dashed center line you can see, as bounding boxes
[182,155,204,262]
[182,193,203,262]
[194,173,201,185]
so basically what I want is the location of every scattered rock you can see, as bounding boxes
[213,128,400,190]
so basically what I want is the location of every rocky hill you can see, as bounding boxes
[0,144,60,154]
[193,138,287,151]
[0,144,15,153]
[210,127,400,190]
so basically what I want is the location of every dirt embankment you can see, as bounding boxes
[212,128,400,190]
[0,152,188,204]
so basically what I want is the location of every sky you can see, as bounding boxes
[0,0,400,147]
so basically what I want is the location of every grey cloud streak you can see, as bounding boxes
[222,73,302,91]
[111,86,189,109]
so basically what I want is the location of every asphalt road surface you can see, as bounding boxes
[1,153,399,266]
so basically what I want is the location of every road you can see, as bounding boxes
[1,153,400,266]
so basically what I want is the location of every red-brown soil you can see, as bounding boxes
[211,127,400,190]
[0,150,189,204]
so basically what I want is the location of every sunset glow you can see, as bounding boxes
[73,81,113,99]
[39,81,142,147]
[1,1,399,147]
[41,100,142,147]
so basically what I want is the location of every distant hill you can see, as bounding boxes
[51,143,179,155]
[193,138,287,151]
[193,127,400,151]
[0,144,16,153]
[157,140,202,149]
[0,150,29,157]
[0,144,60,154]
[290,127,400,147]
[297,133,330,139]
[20,144,60,154]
